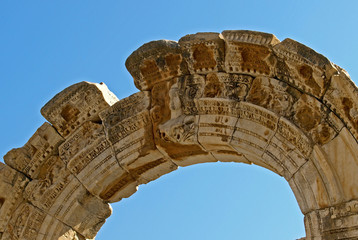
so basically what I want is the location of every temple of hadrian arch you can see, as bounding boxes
[1,30,358,239]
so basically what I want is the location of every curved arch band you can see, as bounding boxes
[1,30,358,239]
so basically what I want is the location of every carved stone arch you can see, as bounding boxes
[1,30,358,240]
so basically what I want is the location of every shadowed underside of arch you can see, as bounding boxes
[1,30,358,240]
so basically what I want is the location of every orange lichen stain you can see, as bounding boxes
[61,105,80,122]
[165,53,181,75]
[342,97,358,132]
[232,42,270,74]
[295,105,321,132]
[140,59,161,85]
[316,178,330,208]
[298,65,321,96]
[192,44,216,70]
[247,78,268,107]
[313,124,333,145]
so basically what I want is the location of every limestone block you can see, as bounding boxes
[197,101,239,159]
[125,40,188,91]
[305,200,358,239]
[292,94,341,146]
[41,82,118,137]
[296,161,331,210]
[176,74,205,116]
[105,111,177,184]
[4,122,64,179]
[179,32,225,74]
[195,98,242,162]
[1,202,86,240]
[265,117,311,180]
[311,145,344,206]
[101,91,177,185]
[0,163,28,233]
[204,72,253,101]
[320,127,358,201]
[230,102,279,162]
[151,78,217,166]
[158,113,217,166]
[323,70,358,141]
[22,154,111,239]
[58,121,137,202]
[246,76,301,117]
[273,38,332,98]
[99,91,151,129]
[222,30,279,75]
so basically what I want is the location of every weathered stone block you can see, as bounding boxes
[4,122,64,179]
[323,69,358,141]
[126,40,189,91]
[0,163,28,233]
[58,121,136,202]
[22,152,111,239]
[41,82,118,137]
[1,202,85,240]
[179,32,225,74]
[273,38,333,98]
[305,200,358,239]
[222,30,279,76]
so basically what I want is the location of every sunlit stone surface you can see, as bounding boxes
[1,30,358,239]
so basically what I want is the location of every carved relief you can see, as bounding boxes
[222,30,279,75]
[177,74,205,115]
[204,72,253,101]
[264,117,312,180]
[41,82,118,137]
[126,40,188,91]
[179,32,225,74]
[1,202,84,240]
[305,200,358,239]
[323,69,358,141]
[231,102,279,162]
[273,38,331,98]
[1,30,358,239]
[20,150,111,239]
[4,123,64,179]
[247,76,300,117]
[0,163,28,233]
[100,91,151,128]
[292,94,341,145]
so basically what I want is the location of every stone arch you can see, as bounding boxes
[1,30,358,240]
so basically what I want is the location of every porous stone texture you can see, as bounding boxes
[1,30,358,239]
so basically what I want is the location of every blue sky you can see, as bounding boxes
[1,1,357,239]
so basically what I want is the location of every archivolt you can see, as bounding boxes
[1,30,358,240]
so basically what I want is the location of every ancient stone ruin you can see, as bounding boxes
[1,30,358,239]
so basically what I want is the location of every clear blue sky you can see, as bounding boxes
[1,1,357,239]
